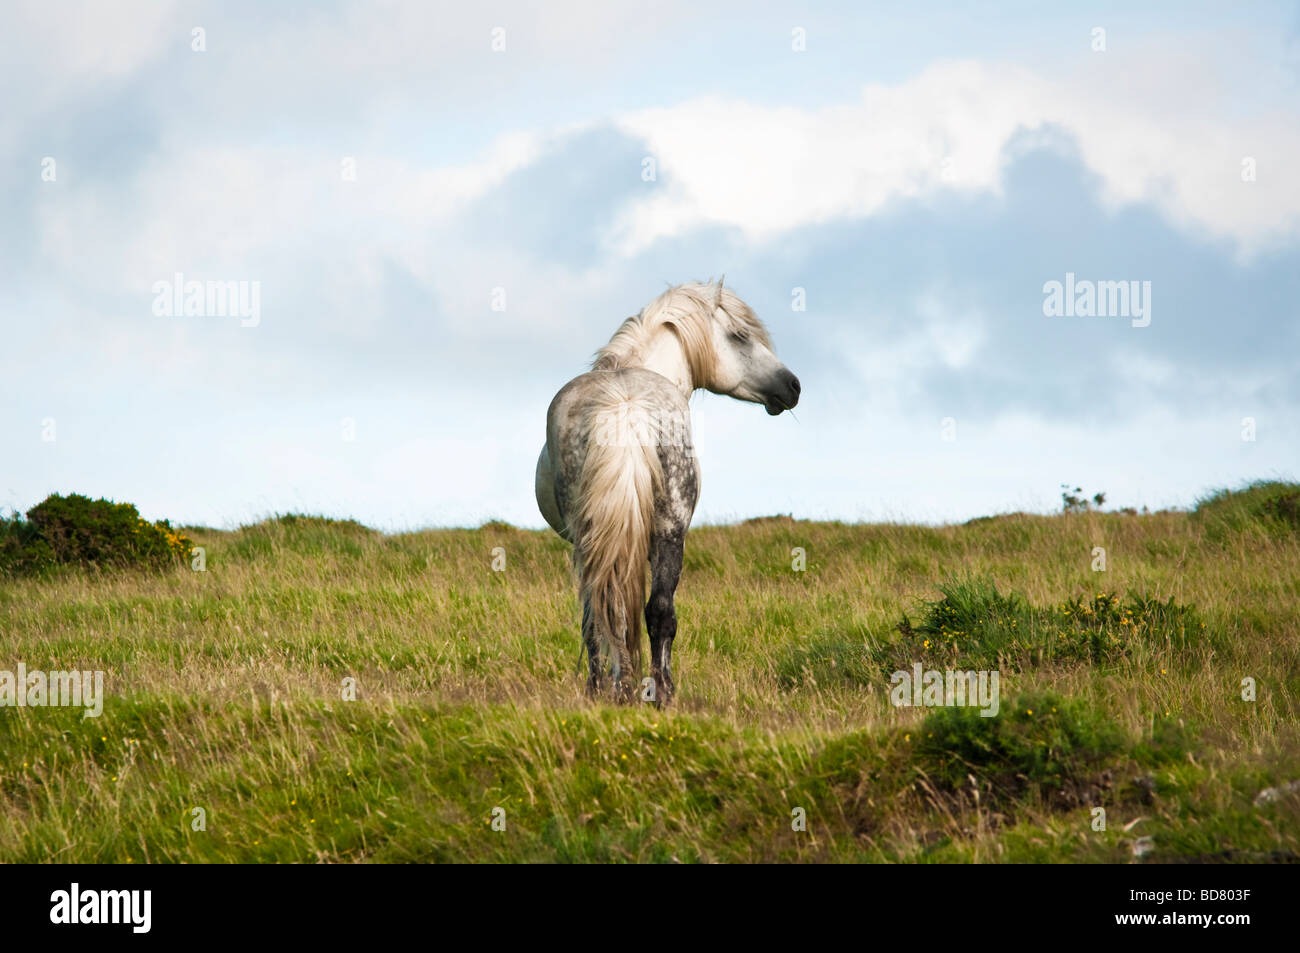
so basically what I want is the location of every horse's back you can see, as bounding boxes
[549,367,686,419]
[547,368,689,454]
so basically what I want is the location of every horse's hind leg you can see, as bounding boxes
[581,598,606,697]
[646,531,684,707]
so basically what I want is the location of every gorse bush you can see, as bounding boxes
[0,493,192,576]
[0,514,55,575]
[893,578,1205,670]
[1057,592,1205,651]
[772,578,1206,690]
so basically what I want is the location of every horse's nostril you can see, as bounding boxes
[789,375,801,396]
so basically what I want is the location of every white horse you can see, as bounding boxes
[534,280,800,703]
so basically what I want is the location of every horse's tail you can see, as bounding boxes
[571,379,663,687]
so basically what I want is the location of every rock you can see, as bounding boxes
[1254,779,1300,807]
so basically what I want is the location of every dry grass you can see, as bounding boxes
[0,489,1298,862]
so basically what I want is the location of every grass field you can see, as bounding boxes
[1,482,1298,863]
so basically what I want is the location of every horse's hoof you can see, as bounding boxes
[656,674,675,705]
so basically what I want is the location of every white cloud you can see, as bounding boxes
[6,7,1297,529]
[826,291,988,413]
[5,0,179,83]
[0,1,181,156]
[34,132,544,294]
[611,54,1300,257]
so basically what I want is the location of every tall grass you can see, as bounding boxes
[0,485,1298,862]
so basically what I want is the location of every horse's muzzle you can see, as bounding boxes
[764,371,801,415]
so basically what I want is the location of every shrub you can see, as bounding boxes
[1261,488,1300,529]
[893,578,1205,669]
[1063,592,1204,651]
[0,513,56,574]
[0,493,193,576]
[894,577,1041,670]
[1194,480,1300,539]
[226,513,374,560]
[1060,485,1106,513]
[915,690,1125,793]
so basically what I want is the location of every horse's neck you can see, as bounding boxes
[632,329,696,399]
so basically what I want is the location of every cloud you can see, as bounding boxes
[3,4,1298,527]
[612,54,1300,257]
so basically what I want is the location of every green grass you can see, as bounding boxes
[1,483,1299,863]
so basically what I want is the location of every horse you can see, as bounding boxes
[534,279,801,704]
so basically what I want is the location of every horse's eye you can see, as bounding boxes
[729,329,750,344]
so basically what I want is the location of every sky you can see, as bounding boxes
[2,0,1298,530]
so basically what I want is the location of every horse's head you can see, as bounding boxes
[595,280,801,413]
[705,283,801,416]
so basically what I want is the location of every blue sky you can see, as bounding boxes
[2,1,1298,529]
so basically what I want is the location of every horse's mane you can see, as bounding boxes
[592,281,772,386]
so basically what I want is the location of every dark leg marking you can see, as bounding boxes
[581,598,606,697]
[646,531,684,707]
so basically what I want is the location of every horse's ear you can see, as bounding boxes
[714,274,725,308]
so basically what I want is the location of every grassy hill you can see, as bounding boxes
[1,483,1298,862]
